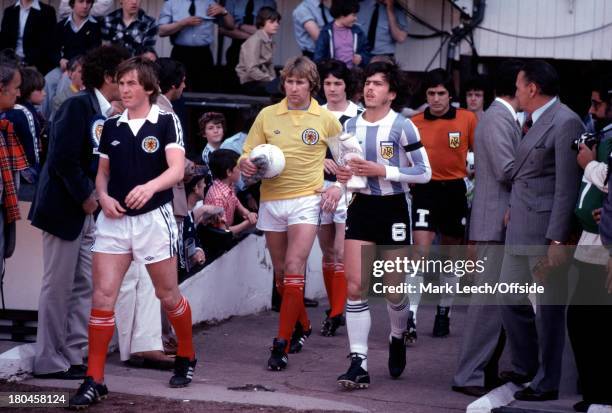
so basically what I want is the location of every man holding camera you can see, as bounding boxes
[572,75,612,412]
[498,60,584,402]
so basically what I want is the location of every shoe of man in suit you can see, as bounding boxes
[514,387,559,401]
[33,364,87,380]
[499,370,533,385]
[451,385,489,397]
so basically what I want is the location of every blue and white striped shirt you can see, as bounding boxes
[344,109,431,196]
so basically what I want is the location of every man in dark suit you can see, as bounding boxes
[0,0,57,75]
[452,60,523,397]
[30,45,129,379]
[499,60,584,401]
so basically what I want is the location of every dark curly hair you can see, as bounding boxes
[363,61,407,112]
[318,59,355,101]
[82,45,130,90]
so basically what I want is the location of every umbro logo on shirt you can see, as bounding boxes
[144,256,155,261]
[111,140,120,146]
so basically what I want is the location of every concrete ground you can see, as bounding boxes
[6,300,590,412]
[16,302,482,412]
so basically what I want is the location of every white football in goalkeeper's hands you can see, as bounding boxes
[249,144,286,179]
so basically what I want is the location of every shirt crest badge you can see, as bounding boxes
[448,132,461,149]
[380,141,394,160]
[90,116,105,154]
[301,128,319,145]
[142,136,160,153]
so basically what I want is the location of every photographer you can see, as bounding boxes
[569,75,612,412]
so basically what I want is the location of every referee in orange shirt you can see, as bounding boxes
[410,69,478,338]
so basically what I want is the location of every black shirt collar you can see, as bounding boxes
[424,105,456,120]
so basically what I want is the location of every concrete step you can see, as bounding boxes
[493,398,581,413]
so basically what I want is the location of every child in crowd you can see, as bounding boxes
[51,55,84,118]
[178,174,208,279]
[235,7,281,96]
[200,112,226,166]
[204,149,258,236]
[314,0,369,68]
[5,67,46,183]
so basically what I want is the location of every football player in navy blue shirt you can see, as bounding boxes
[70,57,196,409]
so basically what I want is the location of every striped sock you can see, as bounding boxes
[86,309,115,383]
[165,296,195,360]
[387,298,410,339]
[278,274,305,351]
[346,299,370,371]
[330,263,347,318]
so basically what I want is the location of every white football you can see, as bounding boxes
[249,144,286,179]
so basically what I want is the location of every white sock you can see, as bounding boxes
[346,299,370,371]
[439,271,456,308]
[387,299,410,339]
[407,273,423,324]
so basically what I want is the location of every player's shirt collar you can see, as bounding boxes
[276,97,322,116]
[117,104,161,125]
[424,105,456,120]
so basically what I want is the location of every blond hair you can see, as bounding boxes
[280,56,320,96]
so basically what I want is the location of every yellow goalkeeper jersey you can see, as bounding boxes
[242,98,342,202]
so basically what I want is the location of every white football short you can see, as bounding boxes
[319,180,347,225]
[257,194,321,232]
[92,203,178,264]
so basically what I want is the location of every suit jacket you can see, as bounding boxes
[505,100,584,255]
[0,2,57,75]
[29,90,102,240]
[469,100,521,242]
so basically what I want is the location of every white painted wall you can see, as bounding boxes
[2,208,326,318]
[181,233,325,324]
[472,0,612,60]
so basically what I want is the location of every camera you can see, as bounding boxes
[572,132,601,151]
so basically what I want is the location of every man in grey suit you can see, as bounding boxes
[452,60,523,397]
[499,60,584,401]
[30,46,129,379]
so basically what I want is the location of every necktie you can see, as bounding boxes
[368,3,380,50]
[188,0,196,16]
[320,3,329,25]
[243,0,254,25]
[522,114,533,137]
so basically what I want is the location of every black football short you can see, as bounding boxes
[410,179,467,238]
[345,193,411,245]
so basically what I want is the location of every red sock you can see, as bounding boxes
[322,262,335,306]
[330,264,347,318]
[165,296,195,360]
[298,302,311,331]
[86,309,115,383]
[277,274,304,351]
